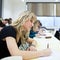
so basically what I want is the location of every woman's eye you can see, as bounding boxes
[30,20,32,23]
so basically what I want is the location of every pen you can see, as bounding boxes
[47,43,49,48]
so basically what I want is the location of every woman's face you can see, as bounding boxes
[23,20,34,31]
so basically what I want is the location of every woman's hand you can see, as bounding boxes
[35,34,40,37]
[27,46,37,51]
[41,48,52,57]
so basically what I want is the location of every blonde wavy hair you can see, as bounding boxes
[11,11,37,44]
[33,20,42,32]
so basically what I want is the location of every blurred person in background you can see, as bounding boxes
[8,18,12,24]
[0,19,8,31]
[0,18,12,31]
[29,20,42,38]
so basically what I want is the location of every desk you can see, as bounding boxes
[32,51,60,60]
[32,33,60,60]
[1,56,22,60]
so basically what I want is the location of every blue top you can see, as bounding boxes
[29,29,38,38]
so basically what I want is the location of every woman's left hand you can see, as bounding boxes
[27,46,37,51]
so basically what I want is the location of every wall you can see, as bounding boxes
[26,0,60,2]
[2,0,60,29]
[26,0,55,2]
[2,0,26,20]
[37,17,60,30]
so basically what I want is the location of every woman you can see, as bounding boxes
[29,20,42,38]
[0,11,51,60]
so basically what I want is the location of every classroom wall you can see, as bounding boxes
[37,17,60,29]
[2,0,26,20]
[2,0,60,29]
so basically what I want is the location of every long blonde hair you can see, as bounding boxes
[11,11,37,44]
[33,20,42,32]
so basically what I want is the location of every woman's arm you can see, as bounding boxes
[6,37,51,60]
[26,38,37,51]
[27,38,37,47]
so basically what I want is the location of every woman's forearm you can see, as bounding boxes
[14,48,51,60]
[17,50,41,60]
[27,38,37,47]
[6,37,51,60]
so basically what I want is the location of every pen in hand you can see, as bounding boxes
[47,43,49,48]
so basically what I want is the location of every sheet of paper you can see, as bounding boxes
[36,50,60,60]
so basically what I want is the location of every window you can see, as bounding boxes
[26,2,60,16]
[26,2,60,28]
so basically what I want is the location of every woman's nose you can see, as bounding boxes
[31,23,34,27]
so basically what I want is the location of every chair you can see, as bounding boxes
[54,31,60,40]
[1,56,22,60]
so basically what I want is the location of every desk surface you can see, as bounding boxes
[32,50,60,60]
[32,32,60,60]
[42,50,60,60]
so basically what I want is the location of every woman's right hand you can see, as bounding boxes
[39,48,52,57]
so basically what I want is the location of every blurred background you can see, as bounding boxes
[0,0,60,34]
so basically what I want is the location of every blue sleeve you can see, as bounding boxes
[0,26,16,40]
[29,30,36,38]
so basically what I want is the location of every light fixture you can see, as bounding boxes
[21,0,24,2]
[56,0,58,2]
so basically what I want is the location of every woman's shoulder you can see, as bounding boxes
[4,26,14,28]
[3,26,15,31]
[0,26,16,39]
[1,26,16,35]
